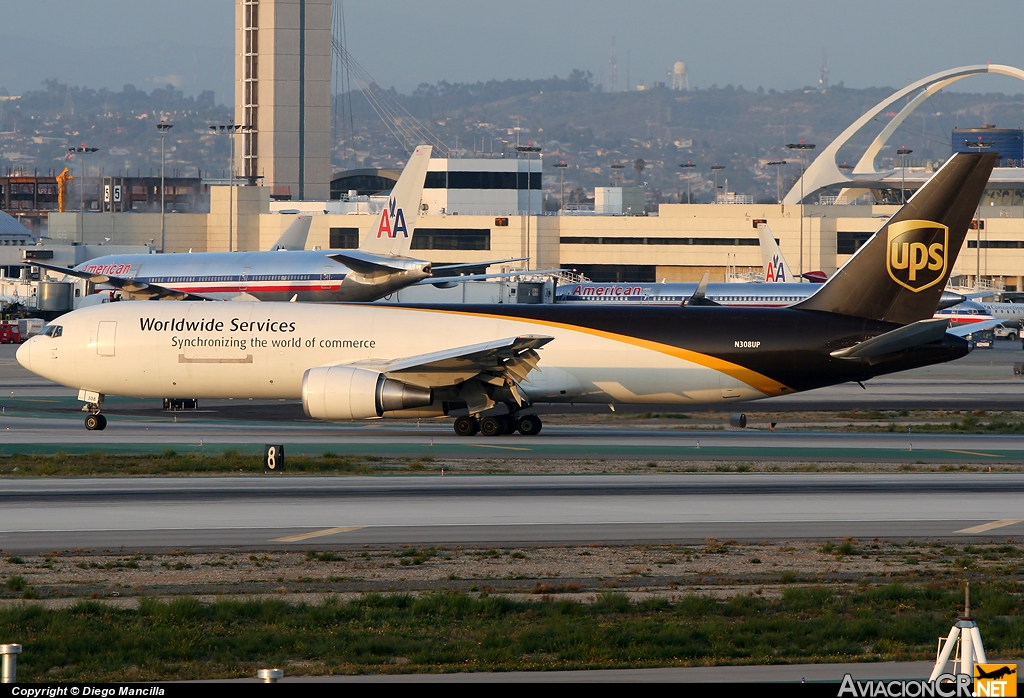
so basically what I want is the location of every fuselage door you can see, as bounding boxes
[240,266,251,291]
[321,266,333,290]
[96,321,117,357]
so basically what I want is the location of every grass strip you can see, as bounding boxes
[2,584,1023,681]
[0,450,418,476]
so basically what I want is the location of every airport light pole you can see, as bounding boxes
[68,145,99,245]
[554,161,567,213]
[516,145,541,269]
[897,147,913,204]
[767,160,787,204]
[209,124,251,252]
[157,123,174,252]
[679,161,695,203]
[611,163,625,187]
[965,140,994,290]
[710,164,725,203]
[786,142,816,281]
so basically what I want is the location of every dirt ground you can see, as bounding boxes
[0,538,1010,608]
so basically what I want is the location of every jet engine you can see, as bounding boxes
[302,366,433,420]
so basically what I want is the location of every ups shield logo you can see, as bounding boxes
[886,219,948,292]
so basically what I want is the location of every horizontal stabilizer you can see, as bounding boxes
[830,318,949,360]
[432,257,528,275]
[946,319,1001,337]
[328,251,409,275]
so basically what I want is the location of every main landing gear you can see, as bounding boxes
[453,414,542,437]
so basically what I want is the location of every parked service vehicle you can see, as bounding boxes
[0,322,22,344]
[968,328,995,348]
[994,321,1020,341]
[17,318,44,339]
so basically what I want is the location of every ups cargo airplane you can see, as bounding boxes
[28,145,519,303]
[17,153,996,435]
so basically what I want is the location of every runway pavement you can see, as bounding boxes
[1,342,1024,460]
[1,473,1022,553]
[0,411,1023,462]
[2,341,1024,456]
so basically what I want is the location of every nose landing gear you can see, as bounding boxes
[79,391,107,431]
[84,413,107,431]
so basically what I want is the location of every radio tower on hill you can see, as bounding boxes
[819,48,830,90]
[607,37,619,93]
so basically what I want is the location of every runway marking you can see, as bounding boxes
[955,520,1024,534]
[945,449,1002,458]
[271,526,364,542]
[466,444,532,452]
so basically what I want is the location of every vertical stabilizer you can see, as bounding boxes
[757,223,794,283]
[793,152,996,324]
[359,145,432,256]
[268,216,312,251]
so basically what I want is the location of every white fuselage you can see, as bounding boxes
[982,302,1024,325]
[17,302,770,406]
[75,249,430,302]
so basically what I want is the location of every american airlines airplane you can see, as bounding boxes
[27,146,512,303]
[17,153,998,435]
[555,223,967,311]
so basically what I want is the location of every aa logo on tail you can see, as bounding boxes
[886,219,948,292]
[765,255,786,282]
[375,196,409,239]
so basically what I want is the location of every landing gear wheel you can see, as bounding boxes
[453,416,479,437]
[85,414,107,431]
[479,416,504,437]
[516,414,543,436]
[500,415,517,435]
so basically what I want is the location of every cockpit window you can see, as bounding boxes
[40,325,62,337]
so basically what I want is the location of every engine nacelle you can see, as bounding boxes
[302,366,433,420]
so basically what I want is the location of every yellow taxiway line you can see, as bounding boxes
[955,520,1024,534]
[271,526,364,543]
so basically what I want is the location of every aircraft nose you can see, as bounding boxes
[16,339,31,372]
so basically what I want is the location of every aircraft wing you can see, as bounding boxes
[327,250,423,274]
[946,319,1001,337]
[23,262,218,301]
[348,334,553,405]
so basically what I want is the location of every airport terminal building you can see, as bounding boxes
[34,23,1024,297]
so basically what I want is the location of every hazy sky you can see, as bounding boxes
[2,0,1023,101]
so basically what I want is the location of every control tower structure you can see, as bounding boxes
[235,0,331,201]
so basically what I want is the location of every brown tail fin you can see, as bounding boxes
[793,152,996,324]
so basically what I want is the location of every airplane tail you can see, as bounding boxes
[268,215,311,251]
[359,145,432,256]
[757,223,794,283]
[793,152,996,325]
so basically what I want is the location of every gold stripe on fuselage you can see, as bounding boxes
[399,306,792,397]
